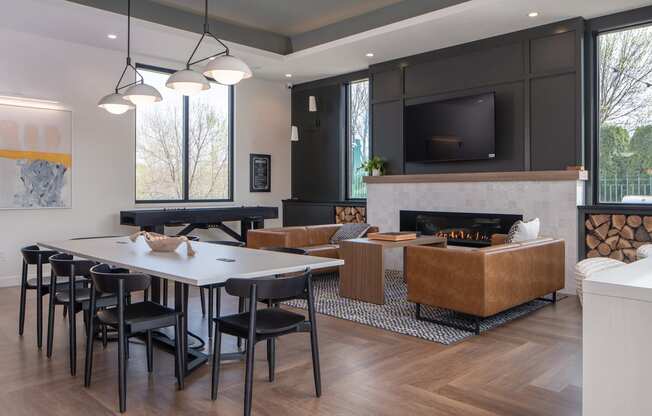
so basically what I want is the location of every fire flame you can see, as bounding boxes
[435,230,489,241]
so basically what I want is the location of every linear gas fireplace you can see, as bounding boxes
[400,210,522,247]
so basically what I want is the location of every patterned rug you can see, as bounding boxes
[285,270,558,345]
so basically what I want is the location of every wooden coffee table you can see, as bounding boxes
[339,235,447,304]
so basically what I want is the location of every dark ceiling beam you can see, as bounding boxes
[65,0,291,55]
[290,0,471,52]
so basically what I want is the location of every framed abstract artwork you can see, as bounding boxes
[0,103,72,209]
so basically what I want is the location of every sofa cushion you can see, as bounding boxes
[305,225,341,246]
[300,244,340,259]
[506,218,540,243]
[329,223,371,244]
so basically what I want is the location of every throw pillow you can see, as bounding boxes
[330,223,371,244]
[506,218,540,243]
[637,244,652,260]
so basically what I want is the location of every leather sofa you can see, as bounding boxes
[247,224,379,259]
[405,235,565,334]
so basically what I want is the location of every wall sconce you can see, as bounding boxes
[308,95,318,112]
[291,125,299,142]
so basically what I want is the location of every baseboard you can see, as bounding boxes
[0,274,20,288]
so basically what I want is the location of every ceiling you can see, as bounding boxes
[3,0,652,84]
[151,0,405,36]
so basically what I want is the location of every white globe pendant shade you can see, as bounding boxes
[203,54,252,85]
[166,69,210,95]
[123,83,162,105]
[98,92,135,115]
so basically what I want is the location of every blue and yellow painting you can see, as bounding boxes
[0,104,72,209]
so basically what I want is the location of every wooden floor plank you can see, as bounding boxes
[0,285,582,415]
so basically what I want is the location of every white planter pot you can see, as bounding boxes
[372,169,381,176]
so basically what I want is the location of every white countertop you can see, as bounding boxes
[583,257,652,303]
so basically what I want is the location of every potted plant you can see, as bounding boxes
[360,156,386,176]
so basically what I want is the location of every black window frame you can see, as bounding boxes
[588,6,652,206]
[345,78,371,201]
[134,63,234,204]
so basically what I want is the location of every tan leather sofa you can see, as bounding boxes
[405,235,565,334]
[247,224,379,259]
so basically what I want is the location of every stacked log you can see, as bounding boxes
[335,206,367,224]
[585,214,652,262]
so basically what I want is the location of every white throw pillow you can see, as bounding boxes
[637,244,652,260]
[506,218,540,243]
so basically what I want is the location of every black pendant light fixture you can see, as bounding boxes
[98,0,162,114]
[166,0,251,95]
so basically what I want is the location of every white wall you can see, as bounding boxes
[0,27,291,286]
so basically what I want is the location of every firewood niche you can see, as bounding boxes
[585,214,652,262]
[335,206,367,224]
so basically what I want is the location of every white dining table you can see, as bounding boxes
[38,236,344,374]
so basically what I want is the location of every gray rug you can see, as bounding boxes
[285,270,557,345]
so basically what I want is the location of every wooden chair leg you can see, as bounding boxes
[309,323,322,397]
[237,297,244,349]
[266,338,275,382]
[200,288,206,317]
[99,324,106,348]
[244,339,256,416]
[174,314,185,390]
[68,303,77,376]
[208,287,214,337]
[84,290,96,388]
[36,260,44,349]
[18,261,27,335]
[146,330,153,373]
[46,289,56,358]
[210,322,222,400]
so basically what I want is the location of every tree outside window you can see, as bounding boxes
[347,79,370,199]
[135,66,232,202]
[598,24,652,203]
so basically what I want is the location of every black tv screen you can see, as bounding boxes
[404,93,495,163]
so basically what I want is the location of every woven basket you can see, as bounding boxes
[129,231,196,256]
[575,257,624,306]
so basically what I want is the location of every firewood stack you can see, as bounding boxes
[335,206,367,224]
[585,214,652,262]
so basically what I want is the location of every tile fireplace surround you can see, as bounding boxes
[365,171,587,292]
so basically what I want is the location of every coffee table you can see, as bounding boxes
[339,235,447,304]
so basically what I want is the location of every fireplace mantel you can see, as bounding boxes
[364,170,588,184]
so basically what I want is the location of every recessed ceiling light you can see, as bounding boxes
[107,34,117,39]
[528,12,539,18]
[366,53,374,58]
[285,73,292,78]
[209,56,216,60]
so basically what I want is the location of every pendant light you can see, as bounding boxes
[98,0,161,114]
[167,0,251,94]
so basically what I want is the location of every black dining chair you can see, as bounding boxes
[210,269,321,416]
[85,264,184,413]
[47,254,116,375]
[19,245,59,348]
[201,240,246,335]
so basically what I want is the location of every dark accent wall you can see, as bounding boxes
[289,18,586,224]
[370,18,584,175]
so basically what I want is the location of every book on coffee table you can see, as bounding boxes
[367,232,417,241]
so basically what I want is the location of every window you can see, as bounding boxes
[597,24,652,203]
[135,65,232,202]
[347,79,370,199]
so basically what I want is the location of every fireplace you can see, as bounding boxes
[400,210,522,247]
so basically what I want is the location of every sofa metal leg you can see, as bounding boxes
[473,316,480,335]
[415,303,482,335]
[552,291,557,304]
[415,303,421,320]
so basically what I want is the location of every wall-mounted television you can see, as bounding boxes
[404,92,496,163]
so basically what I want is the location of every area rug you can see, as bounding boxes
[285,270,559,345]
